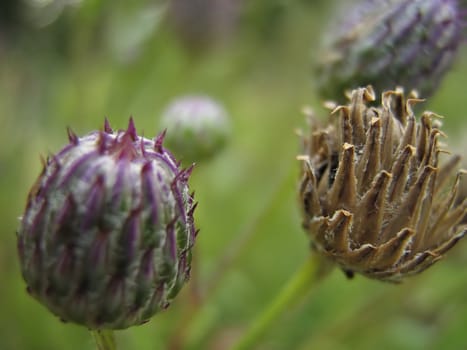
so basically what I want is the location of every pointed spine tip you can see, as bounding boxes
[140,136,146,157]
[67,127,79,145]
[97,131,107,154]
[104,117,113,134]
[39,154,47,167]
[154,129,167,153]
[127,117,138,141]
[184,164,195,178]
[117,132,138,160]
[188,202,198,217]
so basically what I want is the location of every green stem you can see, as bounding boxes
[231,254,331,350]
[91,330,117,350]
[174,164,297,350]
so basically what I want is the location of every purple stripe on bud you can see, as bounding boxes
[89,232,108,269]
[58,246,74,275]
[121,210,141,262]
[110,160,127,206]
[149,152,179,174]
[82,175,106,229]
[58,151,98,188]
[141,161,159,226]
[140,249,155,281]
[29,198,48,238]
[165,219,177,262]
[105,277,125,315]
[54,194,75,234]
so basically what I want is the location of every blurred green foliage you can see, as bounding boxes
[1,0,467,349]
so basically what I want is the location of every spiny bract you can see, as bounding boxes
[298,86,466,282]
[17,118,198,329]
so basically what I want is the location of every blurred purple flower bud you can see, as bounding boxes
[168,0,243,52]
[315,0,465,101]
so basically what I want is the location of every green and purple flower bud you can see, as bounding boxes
[315,0,465,101]
[17,118,198,329]
[160,95,231,163]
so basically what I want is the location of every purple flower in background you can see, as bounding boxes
[315,0,465,101]
[17,118,198,329]
[168,0,243,52]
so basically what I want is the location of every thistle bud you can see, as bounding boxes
[17,118,198,329]
[160,95,230,163]
[315,0,464,102]
[298,86,466,282]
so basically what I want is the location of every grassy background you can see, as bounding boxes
[1,1,467,349]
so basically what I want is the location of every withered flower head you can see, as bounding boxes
[298,86,466,282]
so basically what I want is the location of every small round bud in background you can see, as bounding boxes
[17,118,198,329]
[314,0,465,102]
[160,95,231,164]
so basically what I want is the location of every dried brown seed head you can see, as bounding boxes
[299,86,466,282]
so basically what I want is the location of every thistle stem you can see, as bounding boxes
[230,254,330,350]
[91,330,117,350]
